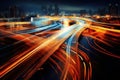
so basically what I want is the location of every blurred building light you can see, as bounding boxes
[105,14,111,20]
[31,17,33,22]
[96,15,100,19]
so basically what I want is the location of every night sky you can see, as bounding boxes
[0,0,119,11]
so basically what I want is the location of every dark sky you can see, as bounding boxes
[0,0,119,11]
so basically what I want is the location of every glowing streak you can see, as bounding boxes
[90,26,120,33]
[0,21,80,78]
[16,22,62,34]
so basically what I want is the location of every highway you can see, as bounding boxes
[0,16,120,80]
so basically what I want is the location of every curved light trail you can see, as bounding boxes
[0,16,119,80]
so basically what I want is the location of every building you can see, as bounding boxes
[41,6,48,15]
[97,8,107,16]
[109,3,119,16]
[48,5,53,15]
[9,5,18,17]
[80,9,87,16]
[54,4,59,15]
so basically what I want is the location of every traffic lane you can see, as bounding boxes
[78,36,120,80]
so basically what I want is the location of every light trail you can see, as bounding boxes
[61,19,92,80]
[0,16,119,80]
[0,20,83,79]
[22,20,88,79]
[0,21,62,51]
[81,23,120,59]
[16,22,62,34]
[0,17,93,80]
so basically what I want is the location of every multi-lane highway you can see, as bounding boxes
[0,16,120,80]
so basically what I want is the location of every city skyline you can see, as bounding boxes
[0,0,119,11]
